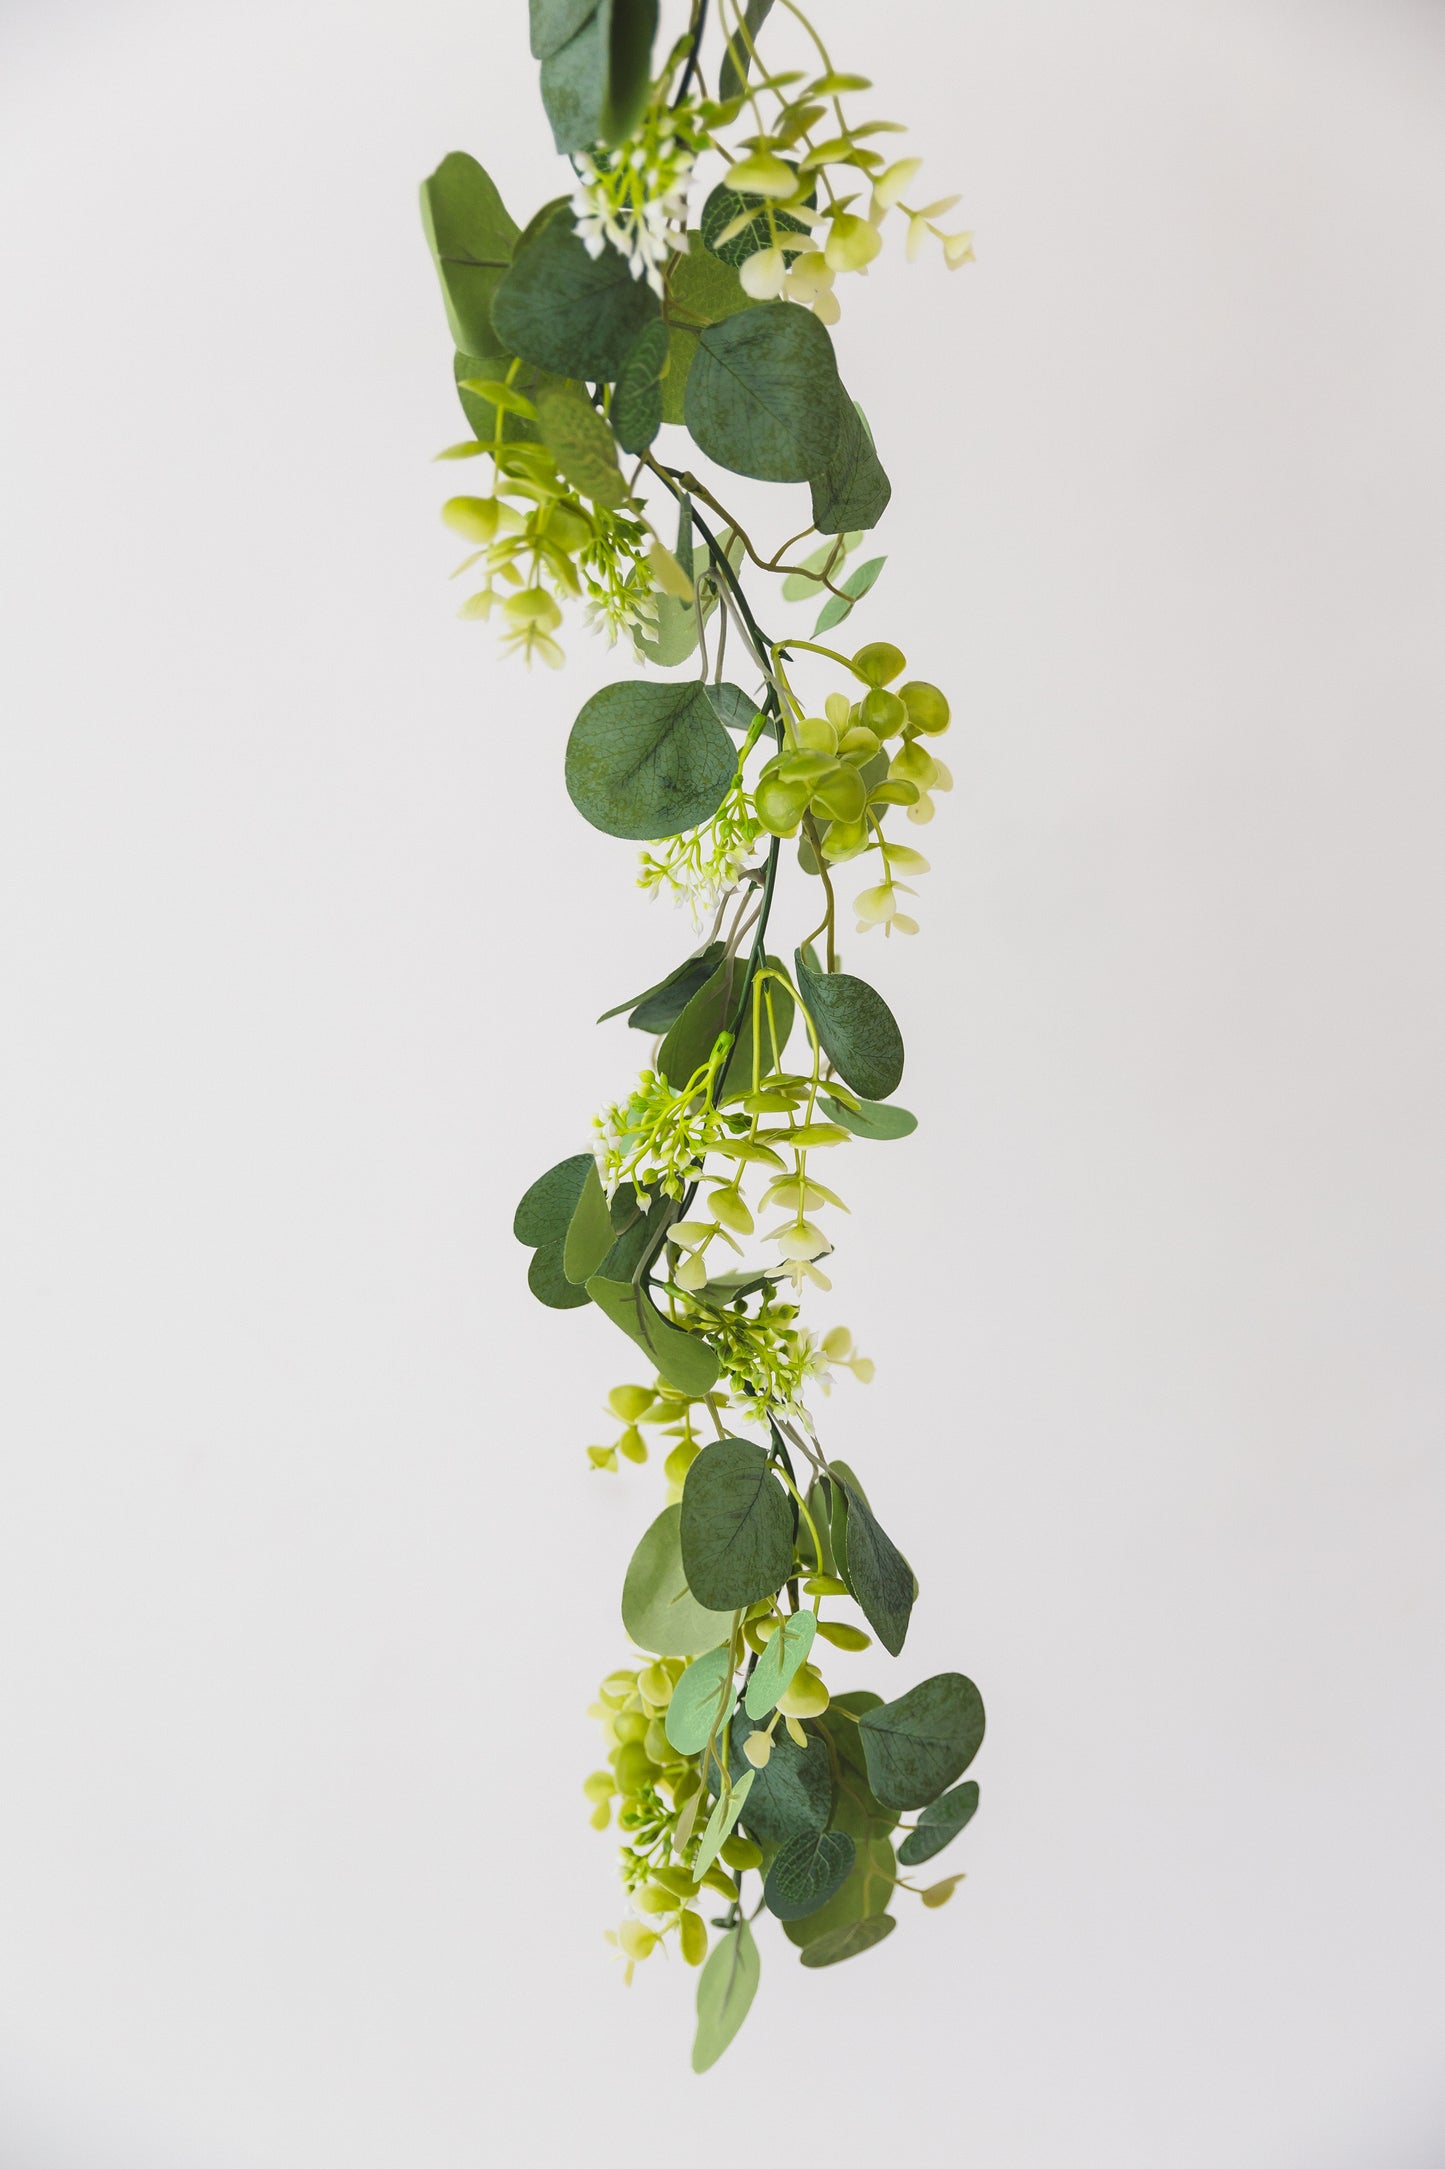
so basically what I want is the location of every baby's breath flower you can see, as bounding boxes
[571,103,709,297]
[637,781,761,926]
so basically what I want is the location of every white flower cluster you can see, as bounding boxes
[571,114,700,298]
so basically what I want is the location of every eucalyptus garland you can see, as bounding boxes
[421,0,985,2069]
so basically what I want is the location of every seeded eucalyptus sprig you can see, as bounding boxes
[422,0,984,2070]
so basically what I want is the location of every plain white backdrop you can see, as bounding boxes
[2,1,1443,2162]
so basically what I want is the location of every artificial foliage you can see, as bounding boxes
[421,0,985,2070]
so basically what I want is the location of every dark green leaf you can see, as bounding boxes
[717,0,776,101]
[658,953,794,1093]
[419,153,520,359]
[794,948,904,1100]
[535,384,626,506]
[669,233,759,324]
[784,1831,895,1949]
[491,202,659,380]
[798,1913,896,1968]
[700,182,812,268]
[621,1504,735,1657]
[665,1643,738,1756]
[692,1919,760,2072]
[816,1692,899,1844]
[562,1162,615,1283]
[685,307,844,484]
[705,684,763,734]
[835,1474,914,1657]
[764,1829,855,1921]
[859,1674,987,1810]
[612,317,669,453]
[897,1780,980,1867]
[526,1238,591,1309]
[587,1270,720,1396]
[819,1091,917,1140]
[743,1607,815,1719]
[813,553,886,635]
[811,399,891,534]
[513,1153,593,1247]
[597,941,726,1029]
[566,679,737,841]
[660,323,695,425]
[726,1710,832,1846]
[535,0,658,153]
[681,1437,794,1610]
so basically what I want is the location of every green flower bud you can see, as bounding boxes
[777,1664,829,1719]
[613,1709,649,1744]
[589,1800,611,1831]
[852,641,907,687]
[614,1739,655,1794]
[663,1437,700,1487]
[901,679,951,733]
[816,1620,872,1651]
[721,1834,764,1871]
[921,1875,964,1909]
[742,1728,774,1768]
[583,1770,616,1804]
[617,1425,648,1464]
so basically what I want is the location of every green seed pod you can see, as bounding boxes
[589,1800,611,1830]
[852,640,906,687]
[742,1728,774,1769]
[651,1864,701,1899]
[678,1907,708,1967]
[810,762,867,825]
[638,1662,674,1710]
[617,1425,648,1464]
[815,1620,872,1652]
[721,1834,764,1871]
[700,1865,738,1898]
[643,1718,672,1765]
[663,1437,700,1487]
[755,773,812,835]
[635,1881,681,1914]
[777,1663,830,1719]
[613,1709,649,1745]
[900,679,951,734]
[441,495,501,544]
[801,1575,850,1597]
[607,1383,655,1422]
[921,1875,964,1909]
[582,1770,616,1804]
[614,1738,655,1794]
[860,687,907,736]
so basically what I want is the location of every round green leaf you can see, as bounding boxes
[621,1504,736,1657]
[535,384,626,507]
[897,1779,980,1868]
[858,1673,987,1810]
[419,153,519,359]
[726,1709,832,1847]
[811,397,891,535]
[764,1829,856,1922]
[491,202,659,380]
[794,949,904,1101]
[526,1238,590,1309]
[535,0,658,154]
[680,1437,794,1611]
[665,1643,738,1756]
[565,679,737,841]
[818,1092,917,1141]
[835,1473,914,1657]
[691,1918,760,2073]
[685,307,845,484]
[798,1912,896,1968]
[612,317,669,454]
[513,1153,593,1246]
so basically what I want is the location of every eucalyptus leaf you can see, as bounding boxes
[783,1831,895,1949]
[621,1504,735,1657]
[815,1692,899,1844]
[419,153,519,359]
[669,233,759,325]
[897,1779,980,1867]
[818,1091,917,1141]
[717,0,776,101]
[680,1438,794,1611]
[700,182,812,268]
[513,1153,593,1247]
[660,324,695,426]
[811,399,891,535]
[858,1673,987,1810]
[726,1711,832,1846]
[835,1474,914,1657]
[562,1162,614,1284]
[658,953,794,1093]
[705,683,763,734]
[587,1271,720,1396]
[685,307,845,484]
[534,0,658,154]
[691,1918,760,2072]
[491,201,659,379]
[526,1238,591,1309]
[612,318,669,453]
[535,384,626,506]
[665,1643,738,1756]
[794,948,904,1101]
[781,532,859,603]
[566,679,737,841]
[597,940,725,1029]
[453,348,548,448]
[798,1913,896,1968]
[692,1769,755,1883]
[813,553,887,635]
[743,1607,816,1719]
[764,1829,855,1921]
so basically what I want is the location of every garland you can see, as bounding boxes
[421,0,985,2070]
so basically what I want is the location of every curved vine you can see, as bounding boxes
[421,0,985,2069]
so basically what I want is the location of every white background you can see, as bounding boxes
[2,1,1443,2162]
